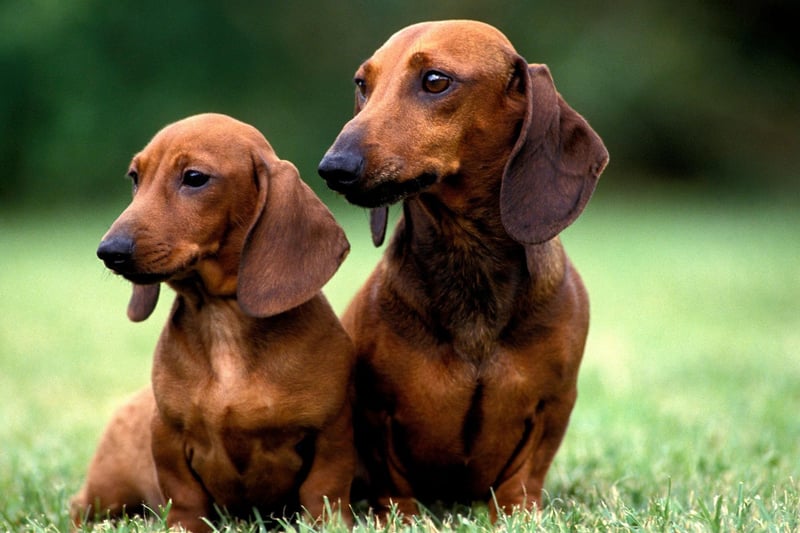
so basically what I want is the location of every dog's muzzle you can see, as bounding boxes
[318,150,364,194]
[97,235,136,273]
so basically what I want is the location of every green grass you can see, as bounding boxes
[1,189,798,532]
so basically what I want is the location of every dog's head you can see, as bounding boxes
[98,113,349,321]
[318,20,608,246]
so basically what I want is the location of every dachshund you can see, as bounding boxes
[318,20,608,519]
[71,113,355,531]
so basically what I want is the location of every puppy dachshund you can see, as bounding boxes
[72,113,355,531]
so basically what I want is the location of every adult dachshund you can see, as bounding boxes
[319,20,608,518]
[72,113,355,531]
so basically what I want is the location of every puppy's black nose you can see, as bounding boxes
[97,235,135,272]
[318,150,363,191]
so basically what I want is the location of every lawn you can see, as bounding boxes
[1,188,798,531]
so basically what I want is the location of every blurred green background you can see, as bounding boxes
[1,0,798,209]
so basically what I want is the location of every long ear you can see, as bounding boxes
[500,62,609,245]
[127,283,160,322]
[238,158,350,317]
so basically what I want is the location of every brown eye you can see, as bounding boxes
[182,169,210,188]
[422,71,451,94]
[127,170,139,189]
[354,78,367,97]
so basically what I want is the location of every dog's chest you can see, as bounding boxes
[159,343,316,507]
[162,333,311,434]
[154,303,324,490]
[370,334,572,492]
[393,353,537,439]
[400,225,529,358]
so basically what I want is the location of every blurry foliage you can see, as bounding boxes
[1,0,798,207]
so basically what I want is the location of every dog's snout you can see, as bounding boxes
[97,235,135,271]
[318,150,363,191]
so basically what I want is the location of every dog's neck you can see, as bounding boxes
[168,274,237,305]
[388,183,566,362]
[163,280,301,363]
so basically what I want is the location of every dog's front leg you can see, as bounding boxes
[151,414,213,533]
[298,402,355,526]
[490,392,577,520]
[370,416,422,521]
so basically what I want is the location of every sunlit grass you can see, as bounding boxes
[1,190,798,531]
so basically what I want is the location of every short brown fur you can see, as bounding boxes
[318,21,608,518]
[72,113,355,531]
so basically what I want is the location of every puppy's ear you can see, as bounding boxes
[238,157,350,317]
[501,61,609,245]
[127,283,160,322]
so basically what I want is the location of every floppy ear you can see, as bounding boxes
[238,157,350,317]
[500,61,609,245]
[127,283,160,322]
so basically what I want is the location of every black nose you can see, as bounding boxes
[318,150,363,191]
[97,235,135,272]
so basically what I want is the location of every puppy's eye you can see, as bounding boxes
[354,78,367,98]
[127,170,139,189]
[182,169,210,188]
[422,71,452,94]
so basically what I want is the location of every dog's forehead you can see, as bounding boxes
[370,20,516,74]
[155,114,261,148]
[133,113,274,172]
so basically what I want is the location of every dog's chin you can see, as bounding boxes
[114,271,170,285]
[343,173,438,208]
[109,253,202,285]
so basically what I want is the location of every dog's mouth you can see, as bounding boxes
[340,172,439,208]
[118,271,169,285]
[98,241,197,286]
[112,257,204,286]
[99,251,175,285]
[318,143,441,207]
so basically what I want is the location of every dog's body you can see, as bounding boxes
[71,387,163,518]
[318,21,608,517]
[72,114,355,532]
